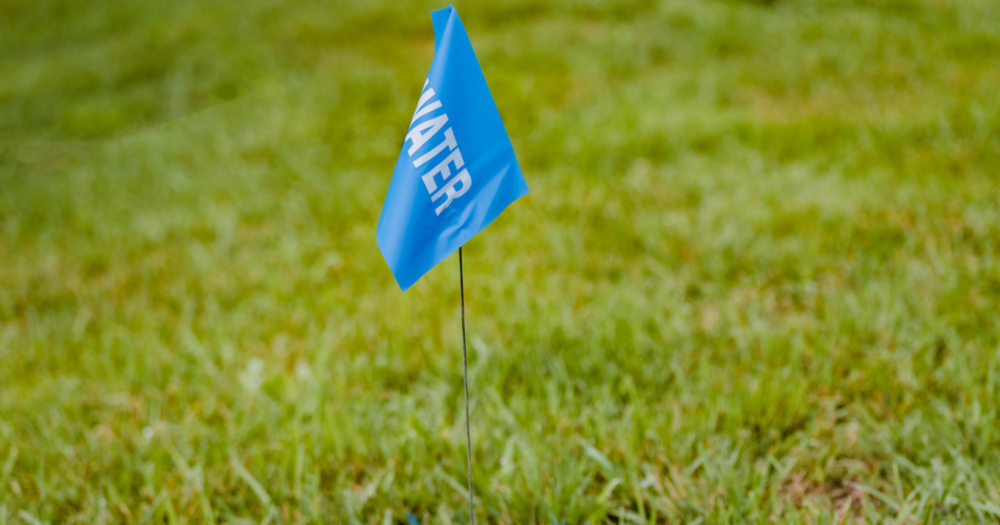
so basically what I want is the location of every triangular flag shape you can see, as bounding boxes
[377,5,529,291]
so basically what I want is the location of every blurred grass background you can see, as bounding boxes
[2,0,1000,523]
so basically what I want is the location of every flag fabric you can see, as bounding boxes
[377,5,529,291]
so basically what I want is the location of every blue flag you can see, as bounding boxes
[377,5,529,291]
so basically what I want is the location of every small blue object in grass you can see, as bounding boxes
[406,513,421,525]
[377,4,529,291]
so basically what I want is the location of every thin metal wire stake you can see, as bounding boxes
[459,247,474,524]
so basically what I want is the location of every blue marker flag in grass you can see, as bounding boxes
[377,5,529,291]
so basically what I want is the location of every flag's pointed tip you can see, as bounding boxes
[431,4,456,18]
[430,4,457,47]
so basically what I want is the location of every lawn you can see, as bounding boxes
[2,0,1000,523]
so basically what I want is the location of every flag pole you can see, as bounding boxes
[458,247,474,524]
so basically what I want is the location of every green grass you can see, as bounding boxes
[2,0,1000,522]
